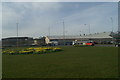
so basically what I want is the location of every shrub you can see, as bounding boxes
[2,47,62,55]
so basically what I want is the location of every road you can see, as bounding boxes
[94,44,115,47]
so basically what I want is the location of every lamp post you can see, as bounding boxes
[62,19,65,45]
[84,24,90,35]
[110,17,114,44]
[63,20,65,39]
[48,25,51,37]
[88,24,91,35]
[16,22,19,47]
[110,17,113,32]
[79,31,83,36]
[84,24,91,40]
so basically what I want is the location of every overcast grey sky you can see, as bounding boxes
[2,2,118,38]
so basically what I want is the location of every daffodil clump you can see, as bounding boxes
[2,47,62,55]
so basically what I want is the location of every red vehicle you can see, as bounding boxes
[85,42,94,46]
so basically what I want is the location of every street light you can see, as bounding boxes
[84,24,91,35]
[110,17,113,32]
[79,30,84,36]
[84,24,91,40]
[48,25,51,37]
[16,21,19,48]
[62,19,65,45]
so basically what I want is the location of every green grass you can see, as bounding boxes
[2,46,118,78]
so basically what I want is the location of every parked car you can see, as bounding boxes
[86,42,94,46]
[73,41,94,46]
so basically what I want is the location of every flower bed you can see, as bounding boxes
[2,47,62,55]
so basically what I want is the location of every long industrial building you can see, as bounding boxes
[2,32,115,47]
[45,32,113,45]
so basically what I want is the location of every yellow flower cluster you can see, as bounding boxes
[2,47,62,55]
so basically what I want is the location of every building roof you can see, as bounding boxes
[84,32,112,38]
[47,32,112,39]
[109,32,120,38]
[2,37,33,40]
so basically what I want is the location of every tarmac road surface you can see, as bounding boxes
[94,44,115,47]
